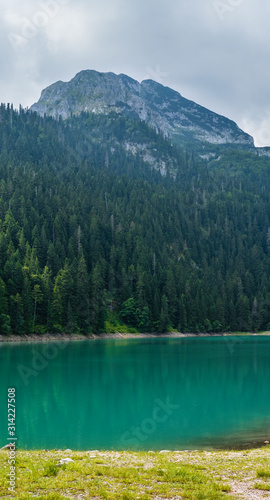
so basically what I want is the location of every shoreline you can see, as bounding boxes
[2,436,270,452]
[0,331,269,343]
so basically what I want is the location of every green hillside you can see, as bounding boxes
[0,104,270,335]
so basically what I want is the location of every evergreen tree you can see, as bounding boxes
[158,295,170,333]
[76,253,90,332]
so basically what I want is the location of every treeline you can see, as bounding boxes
[1,104,270,334]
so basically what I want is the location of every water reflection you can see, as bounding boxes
[0,336,270,450]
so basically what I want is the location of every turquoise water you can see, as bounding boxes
[1,336,270,450]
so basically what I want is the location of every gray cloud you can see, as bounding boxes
[1,0,270,145]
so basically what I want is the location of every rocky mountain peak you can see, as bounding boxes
[30,70,254,148]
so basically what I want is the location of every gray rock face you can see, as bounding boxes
[30,70,254,148]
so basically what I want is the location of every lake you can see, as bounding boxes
[1,336,270,450]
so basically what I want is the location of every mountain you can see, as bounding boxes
[30,70,254,150]
[0,77,270,336]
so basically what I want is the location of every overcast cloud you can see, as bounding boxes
[1,0,270,145]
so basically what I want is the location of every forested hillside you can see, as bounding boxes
[1,104,270,334]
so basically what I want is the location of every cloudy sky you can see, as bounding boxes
[1,0,270,146]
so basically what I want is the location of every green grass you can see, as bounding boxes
[43,463,60,477]
[254,482,270,491]
[104,322,139,334]
[254,466,270,492]
[256,467,270,478]
[104,311,139,334]
[0,447,270,499]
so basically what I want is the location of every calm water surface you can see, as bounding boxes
[1,336,270,450]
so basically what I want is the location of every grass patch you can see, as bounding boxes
[1,447,270,499]
[254,482,270,491]
[104,311,139,334]
[44,463,59,477]
[257,467,270,478]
